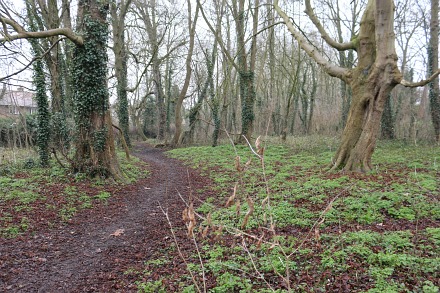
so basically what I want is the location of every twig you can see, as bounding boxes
[191,231,207,293]
[158,204,202,293]
[241,135,262,160]
[0,37,66,82]
[241,237,276,291]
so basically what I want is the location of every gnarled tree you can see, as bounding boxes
[275,0,440,172]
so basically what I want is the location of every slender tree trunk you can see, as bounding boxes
[233,0,259,143]
[111,0,132,147]
[172,0,198,146]
[429,0,440,141]
[26,2,51,166]
[140,0,166,140]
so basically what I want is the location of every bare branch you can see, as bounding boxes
[273,0,351,83]
[400,69,440,88]
[0,17,83,45]
[304,0,357,51]
[196,0,239,71]
[0,37,65,82]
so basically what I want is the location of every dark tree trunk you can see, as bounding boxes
[380,94,395,139]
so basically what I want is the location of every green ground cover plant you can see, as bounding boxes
[0,150,148,238]
[141,137,439,292]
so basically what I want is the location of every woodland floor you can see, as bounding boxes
[0,141,439,292]
[0,143,210,292]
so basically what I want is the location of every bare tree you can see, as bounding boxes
[171,0,199,146]
[275,0,440,172]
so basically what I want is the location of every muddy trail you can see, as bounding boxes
[0,143,206,292]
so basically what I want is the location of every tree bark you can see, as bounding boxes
[73,0,122,179]
[429,0,440,141]
[233,0,259,143]
[171,0,198,146]
[111,0,132,147]
[331,0,400,172]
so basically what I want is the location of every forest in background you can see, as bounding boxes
[0,0,438,176]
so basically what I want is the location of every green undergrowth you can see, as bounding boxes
[136,137,439,292]
[0,149,148,238]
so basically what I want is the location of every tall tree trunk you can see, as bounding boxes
[73,0,121,178]
[25,3,51,166]
[172,0,199,146]
[140,0,166,140]
[33,57,51,167]
[429,0,440,141]
[26,0,70,150]
[111,0,132,147]
[233,0,259,143]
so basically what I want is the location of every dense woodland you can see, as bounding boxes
[0,0,439,176]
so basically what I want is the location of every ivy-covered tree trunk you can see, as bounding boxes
[210,53,220,147]
[33,58,51,167]
[232,0,258,143]
[380,94,395,139]
[72,0,121,178]
[26,4,50,167]
[25,0,71,150]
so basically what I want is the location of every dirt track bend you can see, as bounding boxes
[0,143,196,292]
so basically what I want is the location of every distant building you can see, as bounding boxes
[0,87,37,118]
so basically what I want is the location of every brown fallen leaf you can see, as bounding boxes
[110,228,125,237]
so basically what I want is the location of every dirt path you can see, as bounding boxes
[0,143,201,292]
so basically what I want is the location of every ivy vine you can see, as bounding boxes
[72,15,109,126]
[27,2,50,167]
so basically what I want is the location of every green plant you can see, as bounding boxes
[94,191,111,201]
[136,279,166,293]
[212,272,252,292]
[155,138,440,291]
[422,281,439,293]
